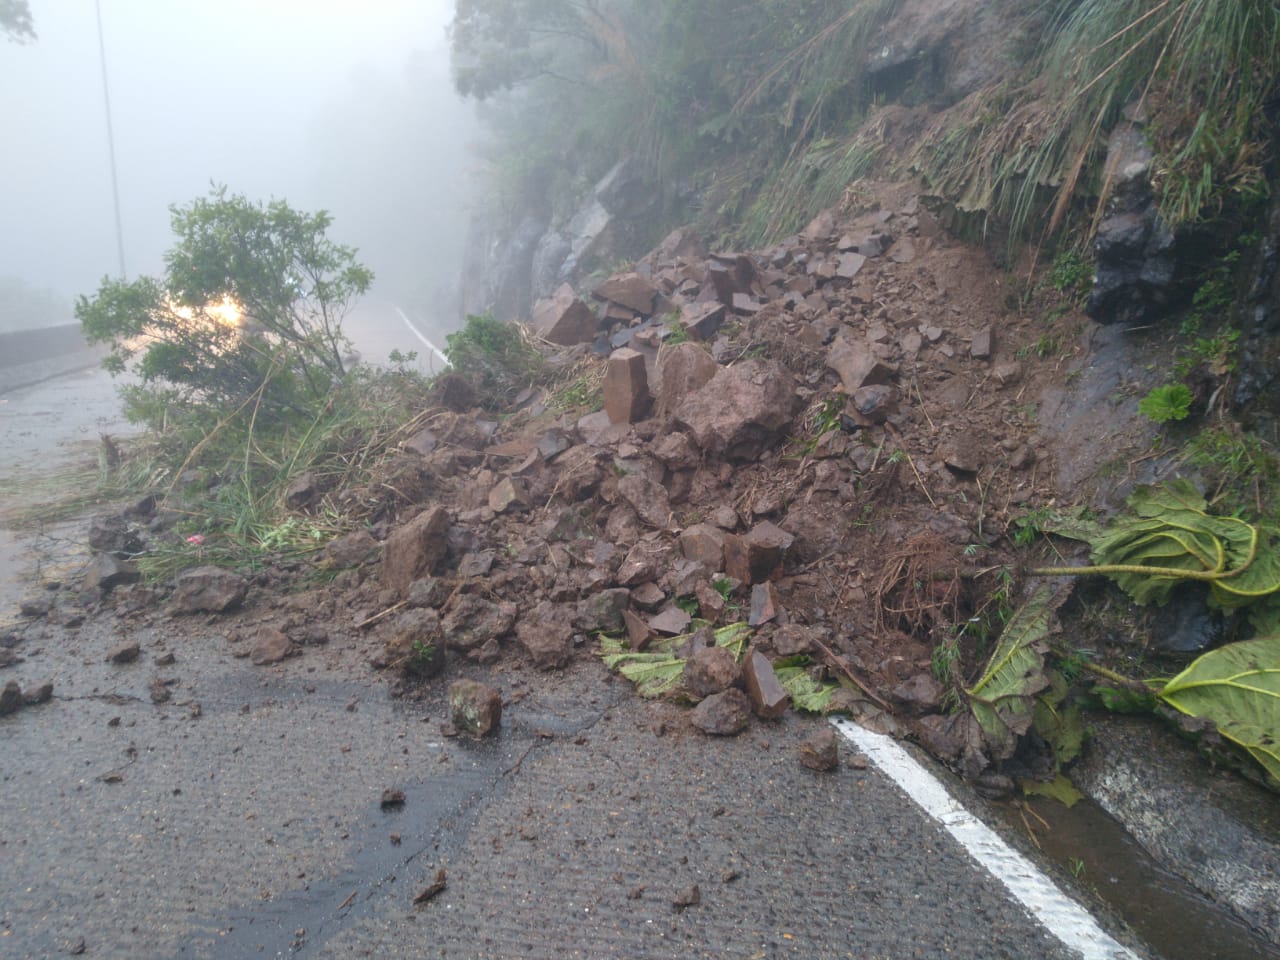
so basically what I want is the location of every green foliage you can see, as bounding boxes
[600,621,754,699]
[444,312,551,408]
[1048,250,1093,301]
[78,186,372,429]
[1159,634,1280,787]
[1137,384,1193,424]
[773,656,841,713]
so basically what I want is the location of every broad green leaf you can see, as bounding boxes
[967,584,1058,760]
[774,657,839,713]
[1033,670,1086,767]
[1158,634,1280,786]
[1020,773,1084,808]
[599,622,755,700]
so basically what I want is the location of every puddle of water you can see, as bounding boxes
[1001,794,1280,960]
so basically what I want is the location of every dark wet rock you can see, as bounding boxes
[106,640,141,665]
[683,645,739,698]
[448,679,502,737]
[0,680,22,715]
[892,673,944,714]
[603,348,652,424]
[381,506,451,598]
[531,283,599,345]
[723,521,794,585]
[742,651,789,719]
[691,688,753,736]
[629,581,665,611]
[575,588,630,634]
[441,594,517,652]
[799,727,839,771]
[674,359,799,462]
[456,550,497,579]
[324,530,379,568]
[250,627,296,666]
[154,651,176,666]
[82,553,142,595]
[171,565,248,614]
[516,601,574,670]
[385,609,445,677]
[407,577,453,609]
[1149,588,1225,653]
[648,605,692,636]
[940,433,983,475]
[748,581,782,627]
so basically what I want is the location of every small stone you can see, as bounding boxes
[799,727,839,771]
[748,582,782,627]
[148,676,172,704]
[106,640,141,665]
[0,680,22,715]
[81,553,142,594]
[649,605,692,636]
[672,884,701,911]
[250,627,296,666]
[22,681,53,706]
[380,788,406,809]
[171,565,248,614]
[970,326,993,359]
[488,477,531,514]
[448,679,502,737]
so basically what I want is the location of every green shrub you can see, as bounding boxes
[1138,384,1193,424]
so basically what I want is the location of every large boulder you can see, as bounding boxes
[674,359,799,461]
[530,283,599,345]
[171,565,247,613]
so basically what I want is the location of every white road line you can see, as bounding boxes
[392,305,451,368]
[832,718,1143,960]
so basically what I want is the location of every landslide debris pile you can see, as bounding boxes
[34,184,1078,783]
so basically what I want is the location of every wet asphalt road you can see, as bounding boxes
[0,315,1142,960]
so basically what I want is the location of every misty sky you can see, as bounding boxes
[1,0,473,325]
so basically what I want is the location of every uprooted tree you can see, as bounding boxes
[77,185,373,430]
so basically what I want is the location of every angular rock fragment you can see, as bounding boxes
[250,627,296,666]
[742,651,789,719]
[683,645,739,699]
[0,680,22,715]
[488,476,531,514]
[531,283,599,345]
[106,640,141,664]
[826,336,897,395]
[674,360,798,461]
[82,554,142,595]
[799,727,839,771]
[515,601,574,670]
[594,272,658,315]
[747,581,782,627]
[441,594,517,652]
[381,506,450,598]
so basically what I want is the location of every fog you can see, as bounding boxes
[0,0,474,334]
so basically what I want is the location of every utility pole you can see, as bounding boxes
[95,0,126,279]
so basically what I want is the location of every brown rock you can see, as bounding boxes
[381,506,451,598]
[742,651,790,719]
[531,283,599,345]
[106,640,141,664]
[448,679,502,737]
[690,688,754,736]
[940,434,983,474]
[826,335,897,394]
[0,681,22,715]
[799,727,839,771]
[515,601,574,670]
[488,476,532,514]
[772,624,817,656]
[575,588,631,634]
[325,530,379,568]
[648,605,692,636]
[748,581,782,627]
[284,471,318,510]
[892,673,945,714]
[593,272,658,315]
[970,326,993,359]
[385,609,445,678]
[724,521,794,585]
[654,342,719,420]
[851,384,899,424]
[603,348,652,424]
[623,608,654,650]
[695,580,726,622]
[679,524,726,570]
[441,595,517,652]
[836,252,867,280]
[251,627,296,666]
[673,360,798,461]
[683,645,739,698]
[630,581,665,611]
[22,681,53,706]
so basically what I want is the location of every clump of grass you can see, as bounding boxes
[445,312,554,410]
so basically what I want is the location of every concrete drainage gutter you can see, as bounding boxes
[1072,714,1280,945]
[0,324,105,394]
